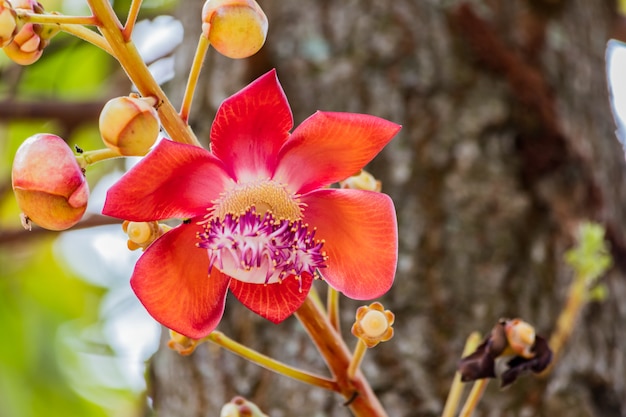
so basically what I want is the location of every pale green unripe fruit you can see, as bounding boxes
[99,96,160,156]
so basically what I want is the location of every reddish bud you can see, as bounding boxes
[99,96,160,156]
[12,134,89,231]
[0,1,17,48]
[202,0,268,59]
[3,22,41,64]
[3,0,56,65]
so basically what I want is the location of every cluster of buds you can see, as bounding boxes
[458,318,553,387]
[11,134,89,231]
[2,0,57,65]
[202,0,267,59]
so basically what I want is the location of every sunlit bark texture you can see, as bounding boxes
[151,1,626,416]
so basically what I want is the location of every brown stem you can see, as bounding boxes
[294,296,388,417]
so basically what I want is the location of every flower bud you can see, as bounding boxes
[202,0,268,59]
[504,318,536,359]
[12,134,89,231]
[2,0,54,65]
[340,170,382,192]
[0,1,17,48]
[3,21,41,64]
[167,330,201,356]
[99,96,160,156]
[351,302,395,348]
[220,397,269,417]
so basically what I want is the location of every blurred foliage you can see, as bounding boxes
[0,0,180,416]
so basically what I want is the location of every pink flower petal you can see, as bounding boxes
[229,273,314,323]
[301,188,397,299]
[274,112,401,194]
[210,69,293,182]
[131,222,231,339]
[103,140,231,221]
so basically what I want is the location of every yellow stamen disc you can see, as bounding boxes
[360,310,389,338]
[213,179,302,220]
[126,221,152,244]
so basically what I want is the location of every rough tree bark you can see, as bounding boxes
[150,1,626,416]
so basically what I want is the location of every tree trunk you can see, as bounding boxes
[150,1,626,416]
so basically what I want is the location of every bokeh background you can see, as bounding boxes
[2,0,626,416]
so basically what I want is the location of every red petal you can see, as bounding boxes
[274,112,401,194]
[210,69,293,182]
[301,188,397,299]
[229,273,313,323]
[131,222,231,339]
[103,140,231,221]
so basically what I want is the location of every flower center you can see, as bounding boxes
[212,179,302,220]
[197,209,327,285]
[197,180,326,285]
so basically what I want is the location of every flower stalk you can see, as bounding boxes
[86,0,201,147]
[295,295,388,417]
[58,23,112,54]
[459,378,489,417]
[326,287,341,331]
[76,148,122,168]
[16,11,99,26]
[441,331,482,417]
[122,0,143,41]
[180,34,210,123]
[207,331,339,392]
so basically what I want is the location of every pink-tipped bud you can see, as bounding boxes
[12,134,89,231]
[0,1,17,48]
[2,0,54,65]
[99,95,160,156]
[3,22,41,64]
[202,0,268,59]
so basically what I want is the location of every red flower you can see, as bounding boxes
[103,70,401,338]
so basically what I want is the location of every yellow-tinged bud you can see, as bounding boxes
[3,22,41,64]
[351,302,395,348]
[202,0,268,59]
[167,330,201,356]
[12,134,89,231]
[122,220,166,250]
[99,95,160,156]
[340,170,382,192]
[2,0,54,65]
[504,318,536,359]
[220,397,269,417]
[0,1,17,48]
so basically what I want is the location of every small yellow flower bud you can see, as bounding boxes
[122,220,165,251]
[504,318,536,359]
[202,0,268,59]
[12,134,89,231]
[340,170,382,192]
[0,1,17,48]
[220,397,269,417]
[99,95,160,156]
[167,329,201,356]
[351,302,395,348]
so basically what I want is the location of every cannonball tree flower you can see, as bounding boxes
[102,70,401,339]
